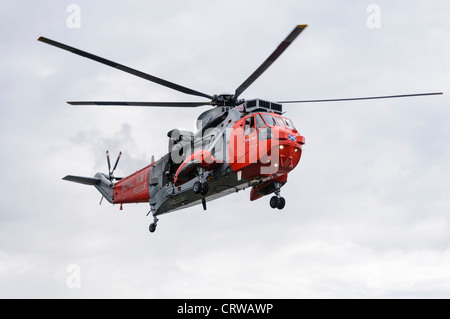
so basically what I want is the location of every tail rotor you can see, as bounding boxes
[106,150,122,181]
[100,150,121,205]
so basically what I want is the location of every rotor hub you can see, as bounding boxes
[211,94,236,107]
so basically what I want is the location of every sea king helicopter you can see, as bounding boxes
[38,25,442,233]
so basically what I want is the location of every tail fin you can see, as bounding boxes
[63,175,100,185]
[63,172,114,203]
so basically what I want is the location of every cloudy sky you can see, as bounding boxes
[1,0,449,298]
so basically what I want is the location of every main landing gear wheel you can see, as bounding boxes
[193,181,209,196]
[277,197,286,210]
[270,196,286,210]
[193,181,202,194]
[200,182,209,196]
[270,181,286,210]
[270,196,279,208]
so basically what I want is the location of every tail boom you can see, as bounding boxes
[63,163,153,205]
[112,164,152,204]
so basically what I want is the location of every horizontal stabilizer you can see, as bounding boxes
[63,175,100,185]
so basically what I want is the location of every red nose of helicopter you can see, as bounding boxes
[275,127,305,174]
[250,111,305,176]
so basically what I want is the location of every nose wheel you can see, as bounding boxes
[269,181,286,210]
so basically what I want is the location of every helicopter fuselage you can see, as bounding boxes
[106,100,304,216]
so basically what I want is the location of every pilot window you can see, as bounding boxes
[211,133,224,159]
[275,116,287,127]
[244,116,255,136]
[284,118,296,130]
[255,114,266,130]
[261,113,278,126]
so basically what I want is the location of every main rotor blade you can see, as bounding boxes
[38,37,214,100]
[67,101,211,107]
[234,24,308,99]
[278,92,443,104]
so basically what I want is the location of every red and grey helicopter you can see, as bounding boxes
[38,25,442,233]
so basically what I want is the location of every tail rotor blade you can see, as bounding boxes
[106,150,112,175]
[112,151,122,174]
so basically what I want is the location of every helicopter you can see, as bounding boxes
[38,25,442,233]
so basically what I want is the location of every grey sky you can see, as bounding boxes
[1,0,449,298]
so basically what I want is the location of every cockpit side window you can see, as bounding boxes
[275,116,287,127]
[210,131,224,160]
[255,114,266,130]
[244,116,255,136]
[284,118,296,130]
[261,113,278,127]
